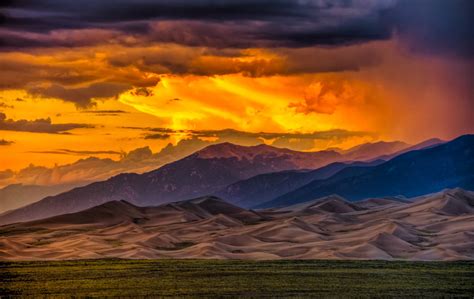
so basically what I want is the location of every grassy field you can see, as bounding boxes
[1,259,473,297]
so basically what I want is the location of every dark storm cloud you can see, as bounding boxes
[0,0,395,48]
[387,0,474,57]
[1,0,471,56]
[0,0,318,26]
[0,112,93,134]
[0,53,160,107]
[0,0,469,115]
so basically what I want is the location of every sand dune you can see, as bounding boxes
[1,189,473,261]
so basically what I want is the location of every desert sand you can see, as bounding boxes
[0,188,473,261]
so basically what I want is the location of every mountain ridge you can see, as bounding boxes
[0,142,347,225]
[214,160,384,208]
[0,136,467,225]
[258,135,474,208]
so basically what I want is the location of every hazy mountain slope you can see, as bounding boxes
[258,135,474,208]
[1,139,417,214]
[215,160,384,208]
[0,141,416,213]
[0,143,344,225]
[0,183,85,213]
[340,141,409,161]
[1,189,473,261]
[373,138,444,161]
[0,137,449,225]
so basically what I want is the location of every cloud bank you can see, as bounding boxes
[0,139,14,146]
[0,112,93,134]
[0,0,471,105]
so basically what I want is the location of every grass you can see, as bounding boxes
[1,259,473,297]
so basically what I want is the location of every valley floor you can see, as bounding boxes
[1,259,473,297]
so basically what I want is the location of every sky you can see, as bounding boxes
[0,0,473,186]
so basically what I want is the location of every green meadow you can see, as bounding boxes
[1,259,473,297]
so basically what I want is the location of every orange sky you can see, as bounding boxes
[0,37,473,175]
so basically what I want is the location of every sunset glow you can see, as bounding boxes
[0,0,472,186]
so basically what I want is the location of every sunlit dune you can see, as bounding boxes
[1,189,473,261]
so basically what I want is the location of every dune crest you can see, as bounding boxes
[1,189,473,261]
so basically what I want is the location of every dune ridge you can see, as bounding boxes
[1,189,473,261]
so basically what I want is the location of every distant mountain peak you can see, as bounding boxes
[422,137,444,143]
[340,140,410,161]
[258,134,474,209]
[3,135,465,226]
[343,140,408,153]
[196,142,292,160]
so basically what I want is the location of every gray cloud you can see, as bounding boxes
[386,0,474,58]
[124,126,175,133]
[131,87,154,97]
[0,102,14,109]
[0,138,213,187]
[140,127,371,140]
[80,110,129,116]
[188,128,371,140]
[144,133,171,140]
[1,1,394,43]
[0,169,14,181]
[1,0,472,57]
[0,55,160,107]
[28,149,122,156]
[0,126,377,188]
[28,82,132,109]
[139,127,374,151]
[0,139,14,146]
[0,112,93,134]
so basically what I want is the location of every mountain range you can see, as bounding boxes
[258,134,473,208]
[0,136,470,225]
[0,183,88,214]
[214,160,384,208]
[0,139,413,224]
[0,139,419,213]
[0,143,336,223]
[1,188,473,260]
